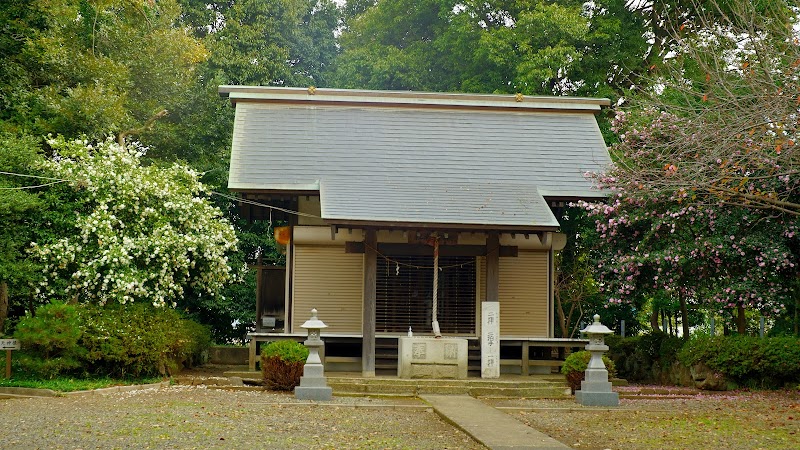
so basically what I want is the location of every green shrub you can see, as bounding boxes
[261,340,309,390]
[678,335,800,388]
[606,332,684,383]
[79,303,211,377]
[13,302,84,378]
[561,350,616,394]
[262,340,309,363]
[14,302,211,379]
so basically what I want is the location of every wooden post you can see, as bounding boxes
[255,254,263,332]
[1,340,19,378]
[486,232,499,302]
[362,229,377,377]
[521,341,530,376]
[249,338,257,371]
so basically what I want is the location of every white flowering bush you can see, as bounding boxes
[30,137,238,307]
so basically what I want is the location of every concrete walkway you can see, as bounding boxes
[421,394,570,450]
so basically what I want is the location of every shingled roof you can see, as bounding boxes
[220,86,611,230]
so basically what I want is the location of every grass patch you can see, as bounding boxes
[0,374,164,392]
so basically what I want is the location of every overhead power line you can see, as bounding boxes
[0,169,321,219]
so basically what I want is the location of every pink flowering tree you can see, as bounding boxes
[580,1,800,335]
[579,190,797,335]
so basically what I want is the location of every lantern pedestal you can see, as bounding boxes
[397,337,468,379]
[575,314,619,407]
[295,309,333,401]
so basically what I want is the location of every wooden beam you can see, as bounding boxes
[486,231,500,303]
[362,229,377,377]
[345,242,517,257]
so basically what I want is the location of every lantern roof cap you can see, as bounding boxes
[581,314,613,335]
[301,308,328,329]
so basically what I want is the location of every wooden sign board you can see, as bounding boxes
[0,339,20,350]
[2,339,19,378]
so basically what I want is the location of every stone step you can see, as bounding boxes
[328,382,569,398]
[208,367,569,398]
[327,376,565,388]
[327,375,570,399]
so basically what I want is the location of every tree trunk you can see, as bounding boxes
[650,308,660,332]
[679,294,690,339]
[555,291,568,338]
[668,312,673,336]
[0,282,8,333]
[795,290,799,337]
[736,305,746,334]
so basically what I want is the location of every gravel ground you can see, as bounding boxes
[4,374,798,450]
[485,389,800,450]
[0,385,485,450]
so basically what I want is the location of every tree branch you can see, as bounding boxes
[117,110,169,148]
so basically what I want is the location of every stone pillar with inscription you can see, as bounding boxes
[481,302,500,378]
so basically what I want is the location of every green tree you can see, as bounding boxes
[554,207,609,338]
[1,0,206,142]
[0,1,46,136]
[0,134,45,332]
[331,0,593,94]
[180,0,340,88]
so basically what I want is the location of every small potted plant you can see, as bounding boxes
[260,340,309,391]
[561,350,616,394]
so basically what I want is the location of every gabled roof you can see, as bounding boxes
[220,86,611,230]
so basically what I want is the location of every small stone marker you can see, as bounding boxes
[481,302,500,378]
[575,315,619,407]
[294,309,333,401]
[1,339,20,379]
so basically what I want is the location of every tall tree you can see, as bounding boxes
[3,0,207,142]
[0,135,44,332]
[330,0,594,95]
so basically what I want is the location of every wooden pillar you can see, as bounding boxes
[486,231,500,302]
[362,229,377,377]
[255,255,263,332]
[248,337,257,371]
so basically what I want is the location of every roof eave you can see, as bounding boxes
[322,218,560,233]
[219,85,610,112]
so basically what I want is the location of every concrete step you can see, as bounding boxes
[330,385,568,398]
[185,366,570,398]
[327,375,565,388]
[327,377,570,398]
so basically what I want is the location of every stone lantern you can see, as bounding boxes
[575,314,619,407]
[294,309,333,401]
